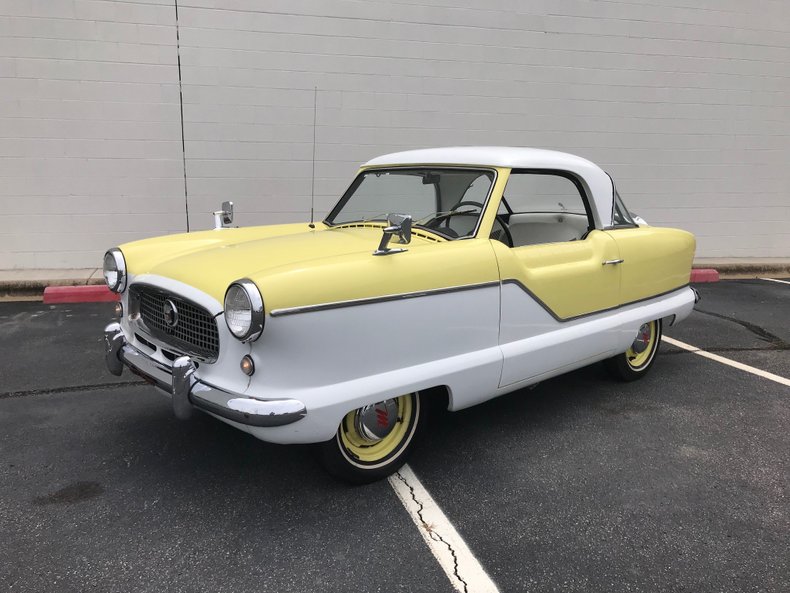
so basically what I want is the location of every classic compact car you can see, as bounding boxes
[103,147,697,483]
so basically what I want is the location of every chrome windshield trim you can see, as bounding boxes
[269,281,500,318]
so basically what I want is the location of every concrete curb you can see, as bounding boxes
[693,262,790,279]
[690,269,720,283]
[0,277,105,298]
[43,285,119,304]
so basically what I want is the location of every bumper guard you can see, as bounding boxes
[104,322,306,427]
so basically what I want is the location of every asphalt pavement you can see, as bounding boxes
[0,280,788,592]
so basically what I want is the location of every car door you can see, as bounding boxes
[492,170,623,387]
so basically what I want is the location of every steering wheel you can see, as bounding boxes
[424,200,484,235]
[490,216,514,247]
[450,200,484,211]
[424,200,513,246]
[452,201,513,247]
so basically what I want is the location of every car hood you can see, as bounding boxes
[120,223,497,313]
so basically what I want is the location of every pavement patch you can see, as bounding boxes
[32,481,104,506]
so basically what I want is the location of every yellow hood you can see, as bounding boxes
[119,223,497,313]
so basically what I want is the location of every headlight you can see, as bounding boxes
[103,248,127,293]
[224,279,264,341]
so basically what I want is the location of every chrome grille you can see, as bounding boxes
[131,285,219,360]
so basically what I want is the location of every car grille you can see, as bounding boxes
[131,285,219,360]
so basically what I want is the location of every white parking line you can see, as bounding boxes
[389,464,500,593]
[663,336,790,388]
[760,277,790,285]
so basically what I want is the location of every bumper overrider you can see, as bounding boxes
[104,322,306,427]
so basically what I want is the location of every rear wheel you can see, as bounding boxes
[605,319,662,381]
[317,392,426,484]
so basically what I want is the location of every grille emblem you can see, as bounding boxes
[163,299,179,328]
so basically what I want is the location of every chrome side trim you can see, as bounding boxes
[502,280,692,323]
[269,281,501,317]
[268,279,692,321]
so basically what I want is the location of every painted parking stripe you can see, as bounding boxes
[389,464,500,593]
[760,277,790,285]
[663,336,790,388]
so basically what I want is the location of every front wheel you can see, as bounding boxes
[317,392,426,484]
[605,319,662,381]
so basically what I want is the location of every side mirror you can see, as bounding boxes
[373,214,412,256]
[221,201,233,225]
[213,201,234,229]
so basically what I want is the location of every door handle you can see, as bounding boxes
[602,259,624,266]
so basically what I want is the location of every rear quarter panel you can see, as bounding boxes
[607,226,696,304]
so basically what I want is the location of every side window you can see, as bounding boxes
[502,171,592,248]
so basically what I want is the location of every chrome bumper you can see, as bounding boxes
[104,322,306,427]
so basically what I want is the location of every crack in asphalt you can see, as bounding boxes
[694,308,790,349]
[393,471,469,593]
[0,380,146,400]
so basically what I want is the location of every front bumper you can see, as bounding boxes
[104,322,306,427]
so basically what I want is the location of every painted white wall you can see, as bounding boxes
[1,0,788,268]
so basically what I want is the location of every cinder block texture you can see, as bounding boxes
[1,0,788,267]
[0,0,185,269]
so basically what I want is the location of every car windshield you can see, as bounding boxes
[325,168,495,239]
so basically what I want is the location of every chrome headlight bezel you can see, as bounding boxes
[103,248,127,293]
[224,279,264,342]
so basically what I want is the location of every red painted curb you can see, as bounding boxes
[690,268,720,283]
[43,285,119,304]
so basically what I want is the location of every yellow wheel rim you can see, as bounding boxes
[626,321,657,369]
[339,394,415,466]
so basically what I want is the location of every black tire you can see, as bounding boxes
[605,319,662,382]
[317,392,427,484]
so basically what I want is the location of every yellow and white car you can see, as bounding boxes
[103,147,697,483]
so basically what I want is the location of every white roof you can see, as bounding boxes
[364,146,614,228]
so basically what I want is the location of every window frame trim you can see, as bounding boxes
[503,168,597,236]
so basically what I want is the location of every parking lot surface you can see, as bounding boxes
[1,279,788,592]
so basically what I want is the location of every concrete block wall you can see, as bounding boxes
[1,0,788,268]
[0,0,186,268]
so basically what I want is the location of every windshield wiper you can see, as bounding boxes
[330,213,389,228]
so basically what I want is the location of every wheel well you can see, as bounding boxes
[420,385,450,413]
